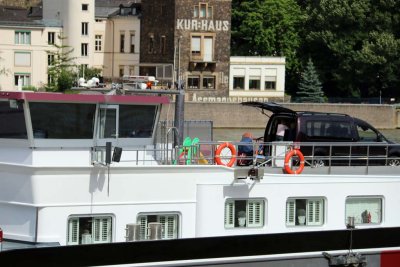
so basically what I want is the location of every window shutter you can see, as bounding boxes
[159,215,177,239]
[307,200,323,226]
[225,201,234,228]
[139,216,148,240]
[286,200,295,226]
[92,218,101,242]
[247,200,263,227]
[191,37,201,53]
[101,218,111,242]
[67,218,79,245]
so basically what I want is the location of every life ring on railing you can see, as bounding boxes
[215,142,237,167]
[284,149,305,174]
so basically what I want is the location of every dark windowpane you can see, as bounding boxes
[0,101,27,139]
[119,105,157,138]
[30,103,96,139]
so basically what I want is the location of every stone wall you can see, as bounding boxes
[161,102,399,129]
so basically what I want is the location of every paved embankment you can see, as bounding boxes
[161,102,400,129]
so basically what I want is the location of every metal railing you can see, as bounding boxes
[92,141,400,174]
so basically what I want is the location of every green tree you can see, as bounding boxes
[57,69,74,92]
[47,34,76,92]
[296,58,325,103]
[300,0,400,98]
[231,0,304,72]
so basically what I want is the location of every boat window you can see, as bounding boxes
[286,198,324,226]
[0,100,27,139]
[225,199,264,228]
[98,106,117,138]
[137,213,179,240]
[67,216,112,245]
[345,197,382,225]
[30,103,96,139]
[119,105,157,138]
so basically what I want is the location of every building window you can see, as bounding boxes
[130,33,135,53]
[193,3,213,18]
[225,199,264,228]
[148,35,154,54]
[203,76,215,89]
[119,66,124,77]
[286,198,324,226]
[345,197,382,225]
[48,54,55,66]
[81,43,88,56]
[15,31,31,44]
[233,76,245,90]
[160,35,166,55]
[120,33,125,53]
[95,35,102,51]
[14,52,31,67]
[191,36,201,57]
[137,214,179,240]
[14,74,31,87]
[200,3,207,18]
[67,216,112,245]
[48,32,55,45]
[82,22,88,36]
[82,4,88,11]
[265,76,276,90]
[188,76,200,89]
[129,66,135,76]
[249,76,261,90]
[191,35,214,61]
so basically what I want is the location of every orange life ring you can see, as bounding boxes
[284,149,305,174]
[215,142,237,167]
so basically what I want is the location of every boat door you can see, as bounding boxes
[96,105,119,142]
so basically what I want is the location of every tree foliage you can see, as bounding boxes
[231,0,304,72]
[232,0,400,100]
[296,58,325,103]
[46,35,76,92]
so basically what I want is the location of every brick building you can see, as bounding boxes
[140,0,231,97]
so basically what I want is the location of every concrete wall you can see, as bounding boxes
[161,102,399,129]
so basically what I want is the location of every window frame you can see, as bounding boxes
[120,33,125,53]
[81,43,88,56]
[188,76,200,89]
[82,4,89,11]
[15,30,31,45]
[137,213,180,240]
[67,215,113,245]
[14,73,31,87]
[286,197,325,227]
[95,34,102,52]
[81,22,89,36]
[345,196,383,226]
[202,76,215,89]
[225,199,265,229]
[130,32,135,53]
[233,76,245,90]
[48,32,55,45]
[190,34,215,62]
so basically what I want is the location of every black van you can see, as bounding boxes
[242,102,400,166]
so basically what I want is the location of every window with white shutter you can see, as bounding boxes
[345,197,382,225]
[137,214,179,240]
[67,216,112,245]
[224,199,265,229]
[286,198,324,227]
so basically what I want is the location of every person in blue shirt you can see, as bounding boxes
[238,132,254,166]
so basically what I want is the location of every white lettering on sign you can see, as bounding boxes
[176,19,230,32]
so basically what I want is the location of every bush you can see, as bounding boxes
[57,70,74,92]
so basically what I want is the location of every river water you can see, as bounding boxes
[214,128,400,143]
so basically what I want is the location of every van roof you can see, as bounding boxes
[242,101,349,117]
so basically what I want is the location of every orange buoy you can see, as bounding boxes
[284,149,305,174]
[215,142,237,167]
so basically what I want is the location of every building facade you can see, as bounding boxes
[140,0,232,97]
[0,0,285,101]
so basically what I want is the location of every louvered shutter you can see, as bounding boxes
[286,200,296,226]
[67,218,79,245]
[92,217,111,243]
[159,215,177,239]
[247,200,263,227]
[138,216,148,240]
[225,201,235,228]
[307,200,323,226]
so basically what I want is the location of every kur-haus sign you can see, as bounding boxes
[176,19,230,32]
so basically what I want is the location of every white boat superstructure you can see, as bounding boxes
[1,91,400,266]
